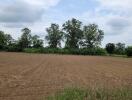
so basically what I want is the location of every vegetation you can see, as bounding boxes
[63,18,83,49]
[82,24,104,48]
[105,43,132,57]
[0,18,131,57]
[126,46,132,57]
[24,48,107,55]
[46,23,63,48]
[18,28,32,50]
[114,43,126,55]
[47,87,132,100]
[32,35,43,48]
[0,31,7,50]
[105,43,115,54]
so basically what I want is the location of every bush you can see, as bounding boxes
[126,46,132,57]
[23,48,107,56]
[24,48,42,53]
[5,44,22,52]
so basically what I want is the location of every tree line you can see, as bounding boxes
[0,18,132,56]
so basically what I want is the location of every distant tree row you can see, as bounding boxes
[105,43,132,57]
[0,28,43,51]
[45,18,104,49]
[0,18,104,50]
[0,18,132,56]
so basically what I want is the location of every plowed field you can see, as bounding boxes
[0,52,132,100]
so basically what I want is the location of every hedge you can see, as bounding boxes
[24,48,107,56]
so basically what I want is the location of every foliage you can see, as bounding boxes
[63,18,83,49]
[115,43,126,55]
[4,34,14,46]
[24,48,43,53]
[0,18,132,57]
[105,43,115,54]
[46,24,63,48]
[126,46,132,57]
[47,88,87,100]
[0,31,15,50]
[32,35,43,48]
[82,24,104,48]
[47,87,132,100]
[24,48,107,56]
[5,40,22,52]
[0,31,6,50]
[18,28,32,50]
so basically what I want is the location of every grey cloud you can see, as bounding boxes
[107,18,131,31]
[0,1,44,23]
[105,17,132,36]
[2,23,26,28]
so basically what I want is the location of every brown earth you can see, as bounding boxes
[0,52,132,100]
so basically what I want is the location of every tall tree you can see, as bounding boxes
[46,23,63,48]
[32,35,43,48]
[18,28,32,49]
[82,24,104,48]
[63,18,83,49]
[0,31,6,49]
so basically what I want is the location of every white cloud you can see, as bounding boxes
[97,0,132,9]
[23,0,61,9]
[0,0,61,23]
[0,0,61,39]
[78,0,132,46]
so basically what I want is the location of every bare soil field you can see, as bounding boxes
[0,52,132,100]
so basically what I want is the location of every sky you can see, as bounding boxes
[0,0,132,47]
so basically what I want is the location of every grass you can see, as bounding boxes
[47,87,132,100]
[109,54,127,58]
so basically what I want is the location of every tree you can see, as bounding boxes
[63,18,83,49]
[18,28,32,49]
[105,43,115,54]
[126,46,132,57]
[82,24,104,48]
[5,34,14,46]
[32,35,43,48]
[0,31,6,49]
[115,43,125,55]
[46,23,63,48]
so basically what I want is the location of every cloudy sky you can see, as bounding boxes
[0,0,132,47]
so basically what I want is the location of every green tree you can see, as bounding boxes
[5,34,14,46]
[46,23,63,48]
[0,31,6,49]
[63,18,83,49]
[105,43,115,54]
[126,46,132,57]
[32,35,43,48]
[115,43,125,55]
[18,28,32,49]
[82,24,104,48]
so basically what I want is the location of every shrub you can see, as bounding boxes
[24,48,42,53]
[5,45,22,52]
[126,46,132,57]
[23,48,107,56]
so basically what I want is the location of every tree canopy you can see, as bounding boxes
[46,23,63,48]
[18,28,32,49]
[82,24,104,48]
[63,18,83,49]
